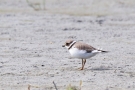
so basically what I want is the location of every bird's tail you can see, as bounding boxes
[99,50,108,53]
[97,48,108,53]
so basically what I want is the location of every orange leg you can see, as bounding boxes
[83,59,86,67]
[78,59,87,70]
[78,59,83,70]
[79,59,86,70]
[82,59,86,70]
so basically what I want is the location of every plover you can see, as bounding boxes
[62,40,108,70]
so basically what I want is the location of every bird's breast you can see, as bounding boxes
[69,47,96,59]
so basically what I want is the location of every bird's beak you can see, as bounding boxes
[62,45,65,47]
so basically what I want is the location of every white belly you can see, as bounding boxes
[69,48,98,59]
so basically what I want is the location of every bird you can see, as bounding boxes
[62,40,108,70]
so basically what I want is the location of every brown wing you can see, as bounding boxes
[75,42,96,53]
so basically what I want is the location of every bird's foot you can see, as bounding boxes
[78,67,84,70]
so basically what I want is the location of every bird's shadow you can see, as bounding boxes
[88,66,112,71]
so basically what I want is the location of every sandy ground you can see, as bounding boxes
[0,0,135,90]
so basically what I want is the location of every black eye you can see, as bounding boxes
[66,43,69,46]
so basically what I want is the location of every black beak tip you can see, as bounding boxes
[62,45,65,47]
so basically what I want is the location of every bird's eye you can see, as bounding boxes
[66,43,69,46]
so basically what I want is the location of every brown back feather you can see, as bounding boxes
[75,42,96,53]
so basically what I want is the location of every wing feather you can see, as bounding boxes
[75,42,96,53]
